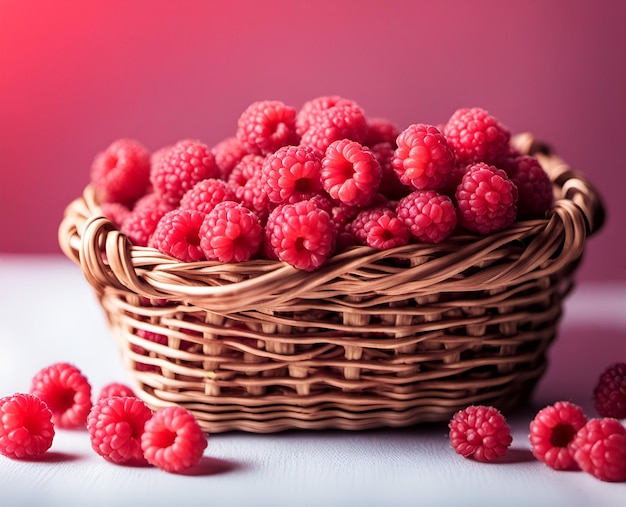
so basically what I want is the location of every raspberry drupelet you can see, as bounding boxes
[321,139,382,207]
[261,145,324,204]
[348,207,410,250]
[199,201,262,263]
[0,393,55,459]
[141,406,208,474]
[87,396,153,464]
[121,204,172,247]
[529,400,588,470]
[504,155,554,219]
[227,153,266,188]
[455,163,518,234]
[593,362,626,419]
[150,139,219,206]
[448,405,512,462]
[30,362,92,429]
[236,100,300,155]
[570,418,626,482]
[265,199,336,271]
[97,383,136,401]
[391,124,456,191]
[150,209,206,262]
[90,138,151,207]
[179,178,236,215]
[444,107,511,166]
[396,190,457,244]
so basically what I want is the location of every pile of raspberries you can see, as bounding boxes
[90,98,554,271]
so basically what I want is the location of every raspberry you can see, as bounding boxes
[529,401,588,470]
[265,199,336,271]
[448,405,512,462]
[227,153,266,188]
[348,207,410,250]
[444,107,511,166]
[90,138,151,206]
[295,95,344,136]
[132,191,174,213]
[504,155,554,219]
[392,123,456,192]
[232,173,272,223]
[211,136,248,179]
[100,202,131,229]
[363,117,400,147]
[87,396,153,464]
[570,418,626,482]
[199,201,262,263]
[0,393,55,459]
[371,142,408,200]
[396,190,457,243]
[261,145,323,204]
[97,383,135,401]
[593,362,626,419]
[121,204,172,247]
[321,139,382,207]
[150,209,206,262]
[299,99,368,153]
[179,178,236,214]
[455,163,518,234]
[30,362,92,429]
[141,406,208,473]
[236,100,300,155]
[150,139,219,206]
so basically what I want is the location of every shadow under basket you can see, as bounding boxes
[58,133,605,433]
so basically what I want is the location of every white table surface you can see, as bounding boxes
[0,254,624,507]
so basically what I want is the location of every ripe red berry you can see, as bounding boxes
[179,178,236,215]
[504,155,554,219]
[0,393,55,459]
[97,383,136,401]
[90,138,151,207]
[236,100,300,155]
[455,163,518,234]
[295,95,345,136]
[593,362,626,419]
[449,405,512,462]
[211,136,248,180]
[570,418,626,482]
[87,396,153,464]
[150,209,206,262]
[121,204,172,247]
[529,401,588,470]
[392,124,455,191]
[141,406,208,474]
[30,362,92,429]
[396,190,457,243]
[363,117,401,147]
[348,207,410,250]
[321,139,382,207]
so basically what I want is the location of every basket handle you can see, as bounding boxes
[513,133,605,236]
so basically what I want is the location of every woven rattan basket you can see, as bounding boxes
[58,133,604,433]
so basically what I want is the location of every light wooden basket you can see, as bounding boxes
[58,133,604,433]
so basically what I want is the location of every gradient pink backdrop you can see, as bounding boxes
[1,0,624,283]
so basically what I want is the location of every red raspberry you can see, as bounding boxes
[455,163,518,234]
[300,99,368,153]
[363,117,401,147]
[227,153,266,188]
[261,145,323,204]
[232,173,272,223]
[370,142,409,200]
[100,202,131,229]
[236,100,300,155]
[141,406,208,474]
[391,124,455,191]
[132,191,174,213]
[348,207,410,250]
[0,393,55,459]
[97,383,136,401]
[179,178,236,214]
[504,155,554,219]
[121,204,172,247]
[199,201,262,263]
[396,190,457,243]
[444,107,511,166]
[295,95,344,136]
[87,396,153,464]
[90,138,151,206]
[150,139,219,206]
[570,418,626,482]
[529,401,588,470]
[30,362,92,429]
[265,199,336,271]
[150,209,206,262]
[448,405,512,462]
[321,139,382,207]
[593,362,626,419]
[211,136,248,179]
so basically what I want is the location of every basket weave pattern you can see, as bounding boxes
[58,134,604,433]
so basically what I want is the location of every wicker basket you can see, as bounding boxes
[58,133,604,433]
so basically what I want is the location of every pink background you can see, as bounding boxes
[1,0,624,283]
